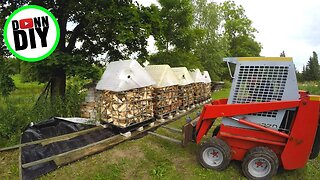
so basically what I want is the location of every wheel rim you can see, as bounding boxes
[202,147,223,167]
[248,157,271,178]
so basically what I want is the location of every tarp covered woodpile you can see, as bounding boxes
[203,71,212,101]
[96,87,154,127]
[95,60,156,128]
[145,65,180,118]
[80,84,97,119]
[172,67,195,111]
[189,69,206,104]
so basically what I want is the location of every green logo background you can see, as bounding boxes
[3,5,60,62]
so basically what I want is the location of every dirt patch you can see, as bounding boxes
[107,144,145,163]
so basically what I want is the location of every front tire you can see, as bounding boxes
[198,137,231,171]
[242,147,279,180]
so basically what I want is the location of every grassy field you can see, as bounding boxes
[1,87,320,180]
[299,82,320,95]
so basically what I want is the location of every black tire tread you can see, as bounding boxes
[242,146,279,180]
[198,137,231,171]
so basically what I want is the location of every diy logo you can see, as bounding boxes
[4,5,60,62]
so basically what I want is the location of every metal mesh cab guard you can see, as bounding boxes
[222,57,299,130]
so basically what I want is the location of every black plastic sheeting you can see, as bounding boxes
[21,117,116,180]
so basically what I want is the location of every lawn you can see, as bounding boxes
[1,88,320,180]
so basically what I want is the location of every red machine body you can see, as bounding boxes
[195,91,320,170]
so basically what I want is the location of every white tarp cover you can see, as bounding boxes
[203,71,212,83]
[145,65,179,88]
[96,60,155,91]
[171,67,194,85]
[189,69,205,83]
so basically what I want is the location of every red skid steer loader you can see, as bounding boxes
[183,57,320,179]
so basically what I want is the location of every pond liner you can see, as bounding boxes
[20,117,116,180]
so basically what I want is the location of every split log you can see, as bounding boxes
[96,86,154,128]
[152,85,179,116]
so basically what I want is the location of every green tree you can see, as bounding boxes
[156,0,198,51]
[0,0,156,97]
[193,0,228,80]
[149,0,203,70]
[0,58,15,96]
[303,51,320,81]
[0,5,15,96]
[220,0,262,57]
[150,50,203,69]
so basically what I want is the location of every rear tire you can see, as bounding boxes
[242,147,279,180]
[198,137,231,171]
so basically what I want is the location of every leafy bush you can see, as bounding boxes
[0,76,87,147]
[0,59,15,96]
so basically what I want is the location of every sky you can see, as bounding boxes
[136,0,320,71]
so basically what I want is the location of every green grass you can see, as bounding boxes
[299,81,320,95]
[1,88,320,179]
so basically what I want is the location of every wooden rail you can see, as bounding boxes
[0,126,103,152]
[21,108,199,169]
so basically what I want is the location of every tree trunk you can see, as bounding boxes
[50,67,66,100]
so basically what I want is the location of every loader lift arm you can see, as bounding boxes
[194,100,300,143]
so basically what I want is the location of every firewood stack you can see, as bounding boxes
[204,83,211,100]
[152,86,179,117]
[145,65,180,118]
[96,87,154,127]
[203,71,212,101]
[172,67,195,111]
[190,69,206,104]
[80,85,97,119]
[192,82,205,104]
[95,60,156,128]
[178,83,194,109]
[80,102,96,119]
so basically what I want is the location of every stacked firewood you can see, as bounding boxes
[204,83,212,100]
[193,82,205,104]
[80,102,96,119]
[96,86,154,127]
[177,84,194,110]
[153,86,179,117]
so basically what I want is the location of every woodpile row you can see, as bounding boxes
[95,86,154,128]
[80,83,212,127]
[204,83,212,100]
[177,84,194,110]
[193,82,205,104]
[80,102,96,119]
[153,85,179,118]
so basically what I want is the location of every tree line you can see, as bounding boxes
[0,0,261,97]
[297,51,320,82]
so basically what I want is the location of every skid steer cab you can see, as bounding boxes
[183,57,320,179]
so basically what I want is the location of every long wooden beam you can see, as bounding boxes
[21,108,199,169]
[0,126,103,152]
